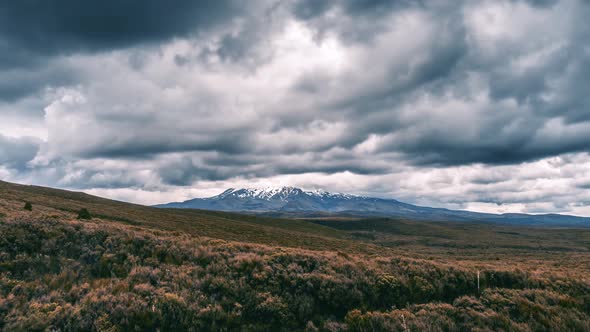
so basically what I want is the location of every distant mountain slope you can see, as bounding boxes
[155,186,590,227]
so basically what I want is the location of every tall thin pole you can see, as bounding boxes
[477,270,480,294]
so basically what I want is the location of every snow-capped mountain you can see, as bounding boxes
[154,186,590,226]
[155,186,373,213]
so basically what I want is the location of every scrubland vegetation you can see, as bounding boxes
[0,181,589,331]
[2,218,589,331]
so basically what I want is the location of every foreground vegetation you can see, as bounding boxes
[0,180,589,331]
[1,218,589,331]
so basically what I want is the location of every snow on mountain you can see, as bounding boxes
[230,187,302,200]
[213,186,357,201]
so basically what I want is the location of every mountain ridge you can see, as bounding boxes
[155,186,590,227]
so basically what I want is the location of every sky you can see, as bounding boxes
[1,0,590,215]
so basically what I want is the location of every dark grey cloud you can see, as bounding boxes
[576,182,590,190]
[287,0,590,167]
[156,151,393,186]
[0,0,249,101]
[524,0,559,7]
[0,135,40,170]
[0,1,243,60]
[30,0,590,172]
[0,62,79,102]
[158,157,236,186]
[79,131,255,159]
[292,0,419,23]
[292,0,401,45]
[40,1,590,169]
[2,0,590,215]
[58,169,152,190]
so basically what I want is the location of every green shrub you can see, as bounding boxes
[24,202,32,211]
[77,208,92,220]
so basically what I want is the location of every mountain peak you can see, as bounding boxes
[214,186,306,201]
[209,186,366,203]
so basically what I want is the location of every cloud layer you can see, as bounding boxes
[1,0,590,215]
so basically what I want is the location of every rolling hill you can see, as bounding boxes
[0,180,361,252]
[1,180,589,331]
[156,186,590,227]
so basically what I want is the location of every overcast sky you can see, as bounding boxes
[1,0,590,215]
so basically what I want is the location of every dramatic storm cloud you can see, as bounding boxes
[2,0,590,215]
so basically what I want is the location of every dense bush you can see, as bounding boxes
[77,208,92,220]
[0,219,588,331]
[23,202,32,211]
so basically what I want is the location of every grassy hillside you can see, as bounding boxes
[1,180,589,331]
[0,181,371,253]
